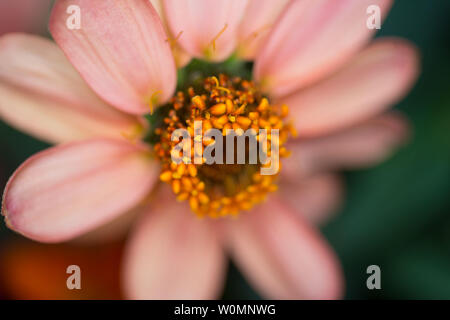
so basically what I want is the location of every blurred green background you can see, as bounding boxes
[0,0,450,299]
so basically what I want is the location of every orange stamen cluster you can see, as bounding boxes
[153,74,294,217]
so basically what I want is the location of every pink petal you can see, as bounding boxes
[280,174,343,225]
[72,202,147,245]
[171,42,193,68]
[2,139,158,243]
[236,0,290,60]
[0,0,52,35]
[149,0,164,17]
[50,0,176,115]
[282,112,410,179]
[149,0,191,68]
[162,0,249,61]
[281,39,419,136]
[0,34,141,144]
[225,196,343,299]
[255,0,393,97]
[123,188,225,299]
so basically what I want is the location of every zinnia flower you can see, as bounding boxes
[0,0,418,299]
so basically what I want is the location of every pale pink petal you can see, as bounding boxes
[0,34,141,144]
[280,174,343,225]
[282,112,410,179]
[149,0,191,68]
[72,202,148,244]
[281,39,419,136]
[225,196,343,299]
[2,139,159,243]
[123,188,225,299]
[0,0,52,35]
[255,0,393,97]
[162,0,249,61]
[50,0,176,115]
[236,0,290,60]
[171,44,193,68]
[149,0,164,17]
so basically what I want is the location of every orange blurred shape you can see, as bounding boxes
[0,240,123,300]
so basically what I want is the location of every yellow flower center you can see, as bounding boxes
[153,74,294,217]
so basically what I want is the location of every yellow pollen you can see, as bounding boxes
[210,103,227,116]
[166,30,183,50]
[160,170,172,182]
[246,23,272,42]
[120,123,144,143]
[210,24,228,52]
[153,74,293,218]
[148,90,162,114]
[211,76,230,94]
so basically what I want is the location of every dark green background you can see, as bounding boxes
[1,0,450,299]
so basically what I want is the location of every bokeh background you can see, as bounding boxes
[0,0,449,299]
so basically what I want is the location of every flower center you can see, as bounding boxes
[149,74,294,217]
